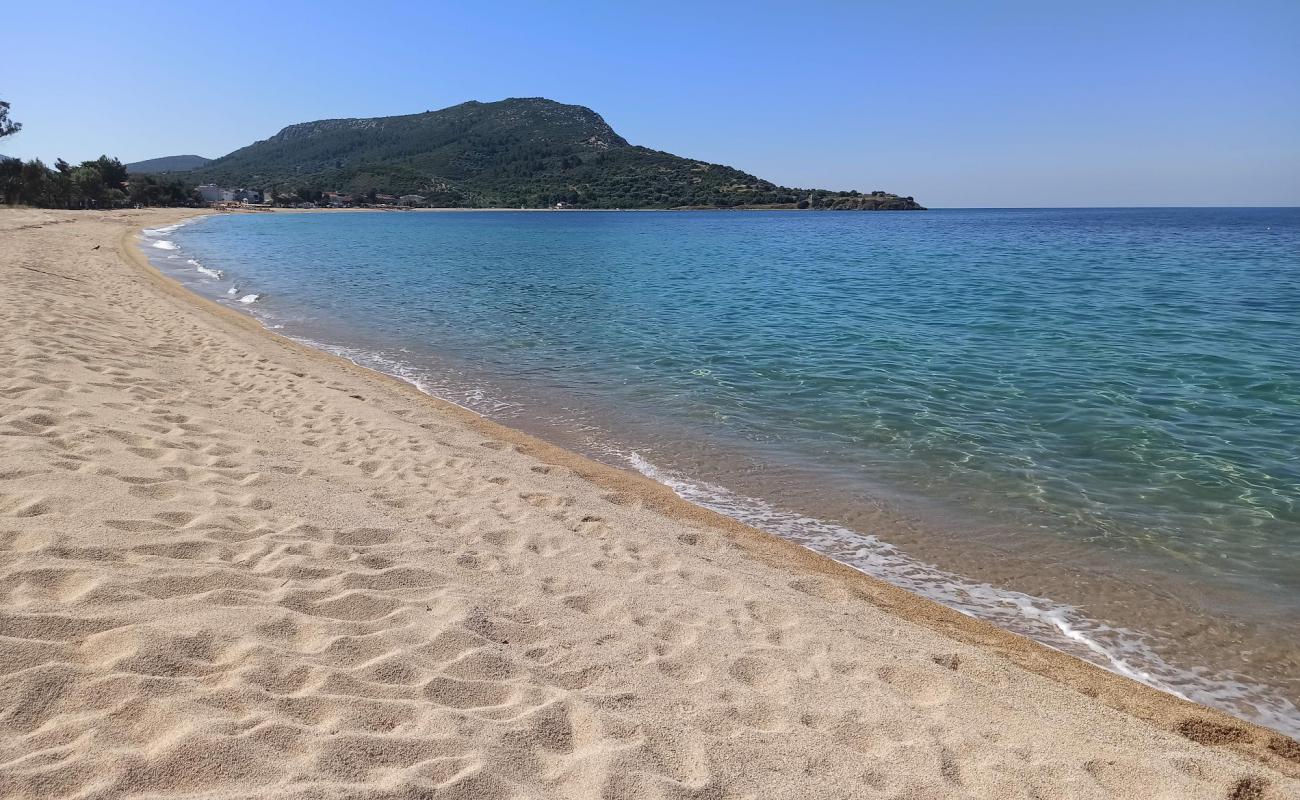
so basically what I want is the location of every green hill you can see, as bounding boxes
[179,98,923,210]
[125,154,212,173]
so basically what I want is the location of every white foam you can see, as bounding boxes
[151,240,178,251]
[614,449,1300,738]
[237,294,261,304]
[227,286,240,296]
[185,258,224,279]
[141,219,196,237]
[285,337,507,419]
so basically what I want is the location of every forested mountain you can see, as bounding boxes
[125,155,212,173]
[166,98,924,209]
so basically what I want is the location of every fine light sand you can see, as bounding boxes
[1,208,1297,800]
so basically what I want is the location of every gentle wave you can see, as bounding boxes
[187,259,224,279]
[237,293,261,304]
[613,449,1300,738]
[286,338,520,418]
[150,240,178,250]
[141,219,197,238]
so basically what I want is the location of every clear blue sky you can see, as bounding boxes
[4,1,1297,206]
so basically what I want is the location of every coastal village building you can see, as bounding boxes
[196,184,264,205]
[196,184,233,203]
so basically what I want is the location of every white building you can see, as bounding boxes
[197,184,264,204]
[196,184,234,203]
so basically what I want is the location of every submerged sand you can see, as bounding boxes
[0,208,1296,799]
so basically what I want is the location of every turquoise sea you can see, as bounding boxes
[144,208,1300,735]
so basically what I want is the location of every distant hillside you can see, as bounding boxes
[126,154,212,173]
[178,98,923,210]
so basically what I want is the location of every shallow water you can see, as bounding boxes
[145,208,1300,735]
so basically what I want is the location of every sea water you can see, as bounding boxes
[145,208,1300,735]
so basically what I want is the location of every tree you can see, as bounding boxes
[21,159,51,206]
[0,100,19,139]
[0,157,22,204]
[0,148,194,209]
[71,164,104,208]
[90,155,128,190]
[52,159,73,208]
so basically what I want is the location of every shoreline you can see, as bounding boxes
[126,211,1296,754]
[231,205,921,214]
[0,207,1294,798]
[153,208,1300,737]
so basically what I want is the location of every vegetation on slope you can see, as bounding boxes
[0,96,922,210]
[125,154,213,173]
[182,98,923,210]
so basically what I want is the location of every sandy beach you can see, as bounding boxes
[1,207,1296,799]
